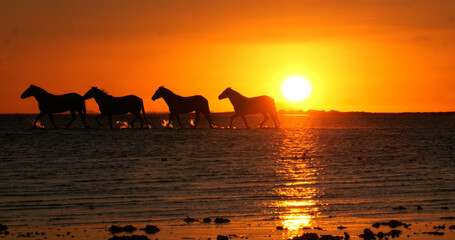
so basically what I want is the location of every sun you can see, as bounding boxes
[282,76,311,101]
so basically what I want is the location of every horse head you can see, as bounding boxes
[21,85,39,99]
[83,87,99,100]
[152,86,168,101]
[218,87,233,100]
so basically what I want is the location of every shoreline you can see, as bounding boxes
[1,217,454,240]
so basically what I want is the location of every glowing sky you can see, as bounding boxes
[1,0,454,113]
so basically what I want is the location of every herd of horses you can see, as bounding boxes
[21,85,280,129]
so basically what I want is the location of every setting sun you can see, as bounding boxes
[282,76,312,101]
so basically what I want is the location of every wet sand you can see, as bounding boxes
[1,217,454,240]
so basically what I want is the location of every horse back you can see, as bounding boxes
[234,95,276,114]
[188,95,208,104]
[99,95,143,115]
[169,95,210,114]
[39,93,85,113]
[250,95,274,102]
[116,95,143,103]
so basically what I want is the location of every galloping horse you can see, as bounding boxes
[21,84,87,128]
[83,87,148,128]
[218,88,279,129]
[152,86,214,128]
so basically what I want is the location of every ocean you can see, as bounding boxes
[0,113,454,239]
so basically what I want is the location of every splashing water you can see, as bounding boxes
[115,121,130,129]
[161,119,173,128]
[33,121,45,129]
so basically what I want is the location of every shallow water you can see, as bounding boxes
[0,113,454,239]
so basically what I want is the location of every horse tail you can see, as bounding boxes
[271,98,280,128]
[203,97,214,128]
[82,100,87,117]
[81,98,88,128]
[141,100,149,127]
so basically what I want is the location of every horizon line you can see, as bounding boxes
[3,110,455,115]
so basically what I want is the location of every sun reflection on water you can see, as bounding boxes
[271,129,325,238]
[273,192,322,236]
[281,214,312,230]
[276,200,317,231]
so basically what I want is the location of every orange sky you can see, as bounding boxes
[1,0,454,113]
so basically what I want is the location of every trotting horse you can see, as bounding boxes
[21,84,87,128]
[218,88,279,129]
[83,87,148,128]
[152,86,214,128]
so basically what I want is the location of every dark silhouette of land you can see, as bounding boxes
[218,87,279,129]
[151,86,214,128]
[83,87,148,128]
[20,85,87,128]
[278,109,455,116]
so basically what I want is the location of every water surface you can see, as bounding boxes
[0,113,454,239]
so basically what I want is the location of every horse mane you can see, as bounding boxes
[30,84,48,94]
[93,87,110,96]
[159,86,170,92]
[159,86,178,96]
[227,87,245,98]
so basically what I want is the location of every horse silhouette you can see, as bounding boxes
[218,88,279,129]
[83,87,148,129]
[21,84,87,129]
[152,86,214,128]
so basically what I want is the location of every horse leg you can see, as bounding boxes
[108,115,113,129]
[77,109,88,128]
[138,113,144,128]
[175,114,185,129]
[32,112,45,128]
[229,114,238,129]
[130,113,144,129]
[241,115,250,129]
[137,110,144,128]
[166,113,174,128]
[130,115,138,128]
[96,114,105,128]
[203,110,214,128]
[270,111,279,128]
[66,110,77,129]
[259,112,269,128]
[193,111,200,128]
[47,113,58,129]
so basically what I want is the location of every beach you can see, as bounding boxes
[0,113,454,239]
